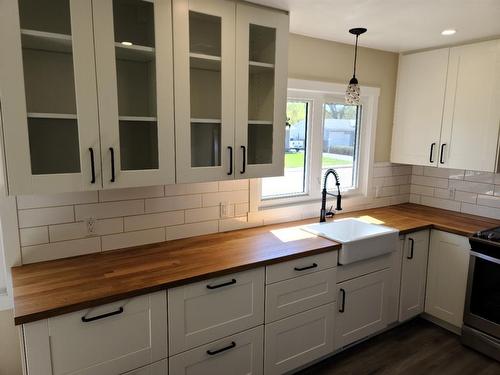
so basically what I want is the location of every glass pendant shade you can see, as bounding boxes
[345,77,360,105]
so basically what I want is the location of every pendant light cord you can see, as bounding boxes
[353,34,359,78]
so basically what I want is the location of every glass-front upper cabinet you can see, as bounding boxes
[173,0,236,183]
[0,0,101,194]
[92,0,175,188]
[235,4,288,179]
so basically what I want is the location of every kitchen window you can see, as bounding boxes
[252,79,379,210]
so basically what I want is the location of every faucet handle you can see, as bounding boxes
[326,205,335,218]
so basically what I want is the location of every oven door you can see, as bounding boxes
[464,251,500,339]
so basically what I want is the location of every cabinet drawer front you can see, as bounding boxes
[123,359,168,375]
[168,268,265,355]
[23,292,167,375]
[335,269,391,349]
[266,251,337,284]
[264,303,335,375]
[169,326,263,375]
[265,268,336,323]
[336,253,391,283]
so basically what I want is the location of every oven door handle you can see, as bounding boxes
[470,251,500,265]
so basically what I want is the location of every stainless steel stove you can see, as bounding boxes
[461,227,500,361]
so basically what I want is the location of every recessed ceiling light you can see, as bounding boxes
[441,29,456,36]
[121,41,133,46]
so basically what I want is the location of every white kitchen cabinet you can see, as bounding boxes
[440,40,500,172]
[173,0,288,183]
[0,0,102,194]
[123,360,167,375]
[425,230,470,328]
[264,303,335,375]
[335,268,391,349]
[234,3,288,179]
[265,268,336,323]
[168,267,265,355]
[391,39,500,172]
[22,291,167,375]
[92,0,176,188]
[169,326,263,375]
[399,230,429,322]
[391,48,449,167]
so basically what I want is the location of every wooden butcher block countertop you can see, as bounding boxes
[11,203,500,325]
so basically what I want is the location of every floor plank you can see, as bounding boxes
[297,318,500,375]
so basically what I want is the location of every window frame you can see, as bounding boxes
[250,78,379,212]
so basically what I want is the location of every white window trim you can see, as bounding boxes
[250,78,380,213]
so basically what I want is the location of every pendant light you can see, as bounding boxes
[345,27,367,105]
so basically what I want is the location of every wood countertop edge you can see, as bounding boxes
[13,243,341,325]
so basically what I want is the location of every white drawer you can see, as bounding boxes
[23,291,167,375]
[168,267,265,355]
[122,359,167,375]
[265,268,336,323]
[336,253,392,283]
[264,303,335,375]
[265,251,337,284]
[169,326,263,375]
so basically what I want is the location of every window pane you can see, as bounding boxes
[322,103,360,190]
[262,100,308,199]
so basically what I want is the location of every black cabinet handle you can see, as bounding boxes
[82,307,123,323]
[408,237,415,260]
[206,341,236,356]
[207,278,236,289]
[339,288,346,313]
[429,143,436,163]
[440,143,446,164]
[89,148,96,184]
[294,263,318,271]
[240,145,246,174]
[227,146,233,175]
[109,147,115,182]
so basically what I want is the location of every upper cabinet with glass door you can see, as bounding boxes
[0,0,101,194]
[92,0,175,188]
[235,3,288,179]
[173,0,236,183]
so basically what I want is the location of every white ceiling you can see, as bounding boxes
[247,0,500,52]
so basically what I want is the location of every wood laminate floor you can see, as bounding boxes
[297,318,500,375]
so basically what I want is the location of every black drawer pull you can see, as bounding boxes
[81,307,123,323]
[89,147,96,184]
[294,263,318,271]
[207,341,236,356]
[206,278,236,289]
[339,288,346,313]
[407,238,415,260]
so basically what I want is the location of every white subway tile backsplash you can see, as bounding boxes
[412,166,424,176]
[164,182,218,196]
[17,191,98,209]
[49,218,123,242]
[185,206,220,224]
[448,180,494,195]
[392,165,413,176]
[124,211,184,232]
[166,220,219,241]
[420,196,461,212]
[20,227,49,247]
[235,203,249,216]
[18,206,75,228]
[454,191,478,204]
[102,228,166,251]
[219,217,261,232]
[461,203,500,220]
[202,190,248,207]
[409,194,421,204]
[145,195,201,213]
[464,171,495,184]
[423,167,464,180]
[99,186,164,202]
[22,237,101,264]
[373,166,393,178]
[434,188,454,200]
[75,200,144,220]
[410,184,434,196]
[218,180,249,191]
[477,194,500,209]
[411,175,449,189]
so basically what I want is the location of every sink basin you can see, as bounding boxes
[303,218,399,265]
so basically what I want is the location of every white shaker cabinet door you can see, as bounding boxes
[335,268,391,349]
[390,48,449,167]
[168,268,265,355]
[169,326,263,375]
[399,230,430,322]
[440,40,500,172]
[23,291,167,375]
[425,230,470,328]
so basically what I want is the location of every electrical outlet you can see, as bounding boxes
[449,188,455,199]
[220,201,229,218]
[375,186,381,198]
[85,217,97,236]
